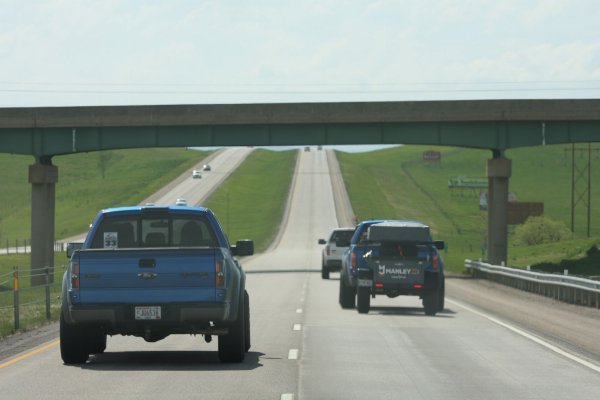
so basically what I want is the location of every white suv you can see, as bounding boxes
[318,227,355,279]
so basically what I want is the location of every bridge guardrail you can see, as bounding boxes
[464,259,600,309]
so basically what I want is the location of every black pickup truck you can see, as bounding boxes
[354,221,445,315]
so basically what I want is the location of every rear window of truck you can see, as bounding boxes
[90,214,217,249]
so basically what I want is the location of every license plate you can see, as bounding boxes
[135,306,161,320]
[358,279,373,287]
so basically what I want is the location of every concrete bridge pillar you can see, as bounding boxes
[487,154,511,266]
[29,162,58,286]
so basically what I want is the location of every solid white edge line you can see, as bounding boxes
[288,349,299,360]
[446,298,600,374]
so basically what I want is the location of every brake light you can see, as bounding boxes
[215,260,224,287]
[71,261,80,289]
[413,283,423,289]
[375,283,384,288]
[326,245,330,256]
[432,254,439,271]
[351,251,357,267]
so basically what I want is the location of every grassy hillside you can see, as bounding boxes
[337,144,600,273]
[0,148,209,244]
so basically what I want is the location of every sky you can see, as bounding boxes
[1,0,600,108]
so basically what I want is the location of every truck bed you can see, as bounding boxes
[73,248,220,304]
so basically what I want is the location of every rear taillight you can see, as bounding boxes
[326,245,330,256]
[432,254,439,271]
[375,283,384,288]
[413,283,423,289]
[351,251,357,267]
[215,260,224,288]
[71,261,80,289]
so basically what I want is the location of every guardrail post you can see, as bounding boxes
[45,266,51,320]
[13,267,19,331]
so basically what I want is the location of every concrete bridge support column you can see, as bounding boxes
[487,154,511,266]
[29,162,58,286]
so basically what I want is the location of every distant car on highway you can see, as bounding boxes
[318,227,355,279]
[192,170,202,179]
[175,198,187,206]
[203,164,212,171]
[304,146,310,152]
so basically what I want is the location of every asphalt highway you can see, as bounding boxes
[1,147,600,399]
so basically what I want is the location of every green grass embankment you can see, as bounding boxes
[337,144,600,275]
[0,148,209,244]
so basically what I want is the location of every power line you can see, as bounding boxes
[0,87,599,95]
[1,79,600,87]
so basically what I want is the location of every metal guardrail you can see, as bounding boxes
[0,241,65,255]
[464,259,600,309]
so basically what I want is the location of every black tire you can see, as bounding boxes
[321,265,330,279]
[339,276,356,309]
[244,290,251,353]
[60,313,89,364]
[218,291,246,363]
[437,284,445,312]
[423,289,440,316]
[86,330,107,354]
[356,286,370,314]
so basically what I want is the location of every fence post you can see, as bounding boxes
[13,267,19,331]
[45,267,51,320]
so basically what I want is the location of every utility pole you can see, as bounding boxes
[569,143,592,237]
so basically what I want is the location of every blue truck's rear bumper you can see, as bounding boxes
[66,301,234,332]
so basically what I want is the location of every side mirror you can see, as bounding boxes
[67,242,84,258]
[434,240,445,250]
[232,239,254,256]
[318,238,327,245]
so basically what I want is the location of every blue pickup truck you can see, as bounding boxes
[339,220,445,315]
[61,205,253,364]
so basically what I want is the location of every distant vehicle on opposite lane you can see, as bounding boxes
[175,198,188,206]
[203,164,212,171]
[318,227,355,279]
[192,170,202,179]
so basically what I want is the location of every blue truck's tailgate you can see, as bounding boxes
[74,248,219,304]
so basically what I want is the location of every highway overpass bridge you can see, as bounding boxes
[1,99,600,285]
